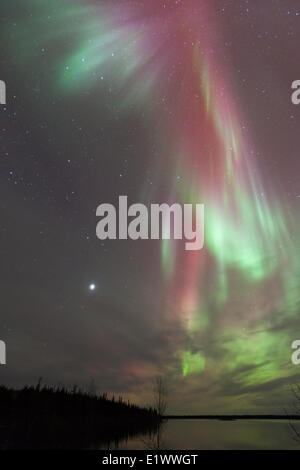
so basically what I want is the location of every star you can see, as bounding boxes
[89,283,96,291]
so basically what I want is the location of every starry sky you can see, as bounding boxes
[1,0,300,414]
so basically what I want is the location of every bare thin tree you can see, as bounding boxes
[153,377,168,417]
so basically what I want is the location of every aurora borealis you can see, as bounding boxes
[1,0,300,414]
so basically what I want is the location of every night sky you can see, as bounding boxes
[1,0,300,414]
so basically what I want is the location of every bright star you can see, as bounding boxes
[89,283,96,291]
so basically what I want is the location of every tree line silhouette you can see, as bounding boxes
[0,383,161,449]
